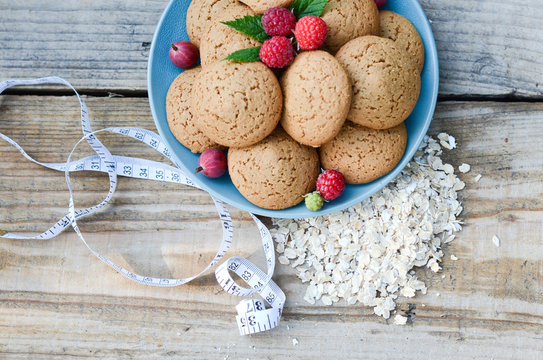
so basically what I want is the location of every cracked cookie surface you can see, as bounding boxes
[191,61,282,148]
[166,67,223,153]
[239,0,294,14]
[280,51,351,147]
[228,127,319,209]
[200,19,261,66]
[380,10,425,73]
[187,0,254,47]
[322,0,380,53]
[336,35,420,130]
[319,121,407,184]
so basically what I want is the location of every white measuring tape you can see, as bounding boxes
[0,77,285,335]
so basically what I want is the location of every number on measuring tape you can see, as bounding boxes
[0,76,285,336]
[123,165,132,176]
[241,270,252,281]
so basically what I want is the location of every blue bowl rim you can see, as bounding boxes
[147,0,439,219]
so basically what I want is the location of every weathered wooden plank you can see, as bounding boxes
[0,95,542,358]
[1,0,542,96]
[420,0,543,97]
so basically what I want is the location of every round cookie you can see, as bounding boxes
[166,67,222,153]
[319,122,407,184]
[380,10,425,73]
[239,0,294,14]
[280,51,351,147]
[336,35,421,130]
[200,20,261,66]
[228,128,320,209]
[322,0,380,53]
[187,0,254,47]
[191,61,282,148]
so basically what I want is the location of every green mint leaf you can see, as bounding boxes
[221,15,269,42]
[223,46,262,62]
[289,0,328,18]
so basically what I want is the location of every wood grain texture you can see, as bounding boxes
[0,96,542,359]
[1,0,542,96]
[420,0,543,97]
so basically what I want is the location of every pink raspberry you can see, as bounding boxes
[374,0,387,8]
[259,36,295,68]
[195,149,227,178]
[262,7,296,37]
[294,16,327,50]
[316,170,345,201]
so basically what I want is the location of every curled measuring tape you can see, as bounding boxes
[0,77,285,335]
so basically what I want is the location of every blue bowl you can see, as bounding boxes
[148,0,439,218]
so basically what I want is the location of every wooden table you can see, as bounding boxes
[1,1,542,358]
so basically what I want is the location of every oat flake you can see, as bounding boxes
[492,235,501,247]
[271,135,465,320]
[458,163,471,173]
[393,314,408,325]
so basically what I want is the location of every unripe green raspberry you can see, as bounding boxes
[305,191,324,211]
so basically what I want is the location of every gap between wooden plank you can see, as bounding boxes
[3,88,543,103]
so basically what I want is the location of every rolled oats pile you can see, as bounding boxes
[271,134,466,319]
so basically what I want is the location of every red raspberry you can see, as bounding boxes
[262,7,296,36]
[316,170,345,201]
[259,36,295,68]
[294,16,327,50]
